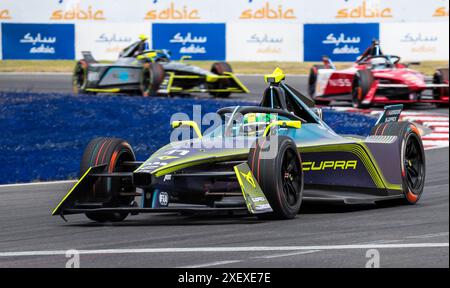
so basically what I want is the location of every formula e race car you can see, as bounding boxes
[308,56,449,108]
[72,45,249,98]
[53,69,426,223]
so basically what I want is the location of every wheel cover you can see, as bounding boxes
[281,148,301,206]
[73,64,86,91]
[404,135,425,194]
[141,68,152,94]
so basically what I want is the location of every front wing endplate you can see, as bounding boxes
[234,163,273,214]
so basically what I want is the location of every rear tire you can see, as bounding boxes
[210,62,233,98]
[370,122,425,205]
[308,64,325,97]
[433,68,449,106]
[140,62,165,97]
[352,70,374,109]
[73,60,89,94]
[80,138,136,222]
[248,136,303,220]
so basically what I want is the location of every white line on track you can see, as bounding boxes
[0,243,447,258]
[254,250,321,259]
[179,260,242,268]
[0,180,76,189]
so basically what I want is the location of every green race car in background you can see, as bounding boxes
[54,69,426,223]
[72,41,249,97]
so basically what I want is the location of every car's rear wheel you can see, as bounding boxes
[210,62,233,98]
[352,69,374,109]
[80,138,136,222]
[248,136,303,220]
[370,122,425,205]
[308,64,325,97]
[433,68,449,106]
[73,60,90,94]
[140,62,165,97]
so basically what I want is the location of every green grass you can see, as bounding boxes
[0,60,447,75]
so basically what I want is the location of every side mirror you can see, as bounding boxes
[311,107,323,120]
[171,121,203,139]
[180,55,192,63]
[405,62,421,67]
[263,120,302,137]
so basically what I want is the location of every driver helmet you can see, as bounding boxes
[242,113,276,136]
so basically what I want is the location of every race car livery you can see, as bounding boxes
[72,41,249,98]
[309,54,449,108]
[54,69,426,222]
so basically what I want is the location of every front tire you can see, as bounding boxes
[80,138,136,222]
[140,62,165,97]
[352,69,374,109]
[370,122,426,205]
[308,64,325,97]
[210,62,233,98]
[248,136,303,220]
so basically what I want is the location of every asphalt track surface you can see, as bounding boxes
[0,73,448,268]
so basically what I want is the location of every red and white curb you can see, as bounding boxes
[331,107,449,150]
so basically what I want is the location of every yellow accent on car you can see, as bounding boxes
[263,120,302,137]
[86,88,121,93]
[171,121,203,139]
[51,167,92,215]
[264,67,286,84]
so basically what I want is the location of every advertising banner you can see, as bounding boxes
[303,0,449,23]
[304,23,379,62]
[152,23,226,61]
[380,22,449,61]
[76,23,150,60]
[227,23,302,61]
[1,0,449,23]
[1,23,75,60]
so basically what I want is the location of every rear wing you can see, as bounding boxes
[375,104,404,125]
[81,51,98,64]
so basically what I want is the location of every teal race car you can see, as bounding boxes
[53,69,426,222]
[72,42,249,98]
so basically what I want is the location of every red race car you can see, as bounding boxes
[308,54,449,108]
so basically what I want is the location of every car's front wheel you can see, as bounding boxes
[210,62,233,98]
[140,62,165,97]
[352,69,374,109]
[248,136,303,220]
[80,138,137,222]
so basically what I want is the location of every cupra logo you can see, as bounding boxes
[240,1,296,20]
[241,171,257,188]
[144,2,200,20]
[336,0,393,19]
[0,9,11,19]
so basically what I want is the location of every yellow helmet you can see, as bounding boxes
[138,34,148,41]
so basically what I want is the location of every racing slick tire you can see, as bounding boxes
[370,122,425,205]
[80,138,137,222]
[248,136,304,220]
[210,62,233,98]
[72,60,90,94]
[140,62,165,97]
[308,64,325,97]
[352,69,374,109]
[433,68,449,106]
